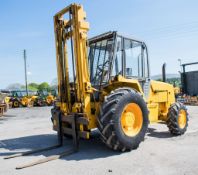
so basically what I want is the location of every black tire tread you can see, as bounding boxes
[98,87,148,151]
[167,102,188,135]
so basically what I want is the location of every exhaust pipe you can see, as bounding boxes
[162,63,166,82]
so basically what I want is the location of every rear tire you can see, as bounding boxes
[98,88,149,151]
[167,102,188,135]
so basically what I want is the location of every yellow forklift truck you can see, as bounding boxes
[51,4,188,150]
[5,3,188,169]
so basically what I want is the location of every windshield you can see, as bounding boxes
[12,91,22,97]
[37,90,48,96]
[21,91,27,96]
[88,37,114,86]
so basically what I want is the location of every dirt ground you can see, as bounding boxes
[0,106,198,175]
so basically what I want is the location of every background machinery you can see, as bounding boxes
[33,89,56,106]
[9,90,31,108]
[181,62,198,96]
[180,62,198,105]
[0,92,8,116]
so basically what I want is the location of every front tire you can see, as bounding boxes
[98,88,149,151]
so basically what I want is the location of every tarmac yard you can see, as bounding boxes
[0,106,198,175]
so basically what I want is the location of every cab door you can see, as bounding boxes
[122,37,150,98]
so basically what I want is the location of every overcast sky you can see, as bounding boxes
[0,0,198,89]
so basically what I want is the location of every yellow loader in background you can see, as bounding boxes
[33,89,56,106]
[9,90,31,108]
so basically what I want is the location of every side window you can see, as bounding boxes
[110,37,150,80]
[111,37,122,77]
[124,39,142,78]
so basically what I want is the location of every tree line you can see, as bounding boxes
[6,82,57,91]
[157,77,181,87]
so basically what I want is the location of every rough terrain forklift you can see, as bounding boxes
[5,3,188,169]
[51,3,188,151]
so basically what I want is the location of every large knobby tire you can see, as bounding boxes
[98,88,149,151]
[167,102,188,135]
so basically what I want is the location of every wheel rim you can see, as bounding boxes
[121,103,143,137]
[14,101,18,107]
[178,109,187,129]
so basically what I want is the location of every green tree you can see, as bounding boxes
[38,82,50,91]
[28,82,39,91]
[156,77,181,87]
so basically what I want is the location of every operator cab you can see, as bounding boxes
[88,31,150,93]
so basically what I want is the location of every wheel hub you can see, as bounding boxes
[14,101,18,106]
[178,109,187,129]
[121,103,143,137]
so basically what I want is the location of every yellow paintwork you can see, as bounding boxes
[121,103,143,137]
[147,80,175,122]
[4,97,10,105]
[104,75,144,95]
[46,94,55,105]
[54,4,96,130]
[31,95,38,101]
[178,109,187,129]
[174,87,180,96]
[28,95,38,106]
[21,96,31,107]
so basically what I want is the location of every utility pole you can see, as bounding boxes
[24,50,28,96]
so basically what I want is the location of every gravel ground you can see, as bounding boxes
[0,106,198,175]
